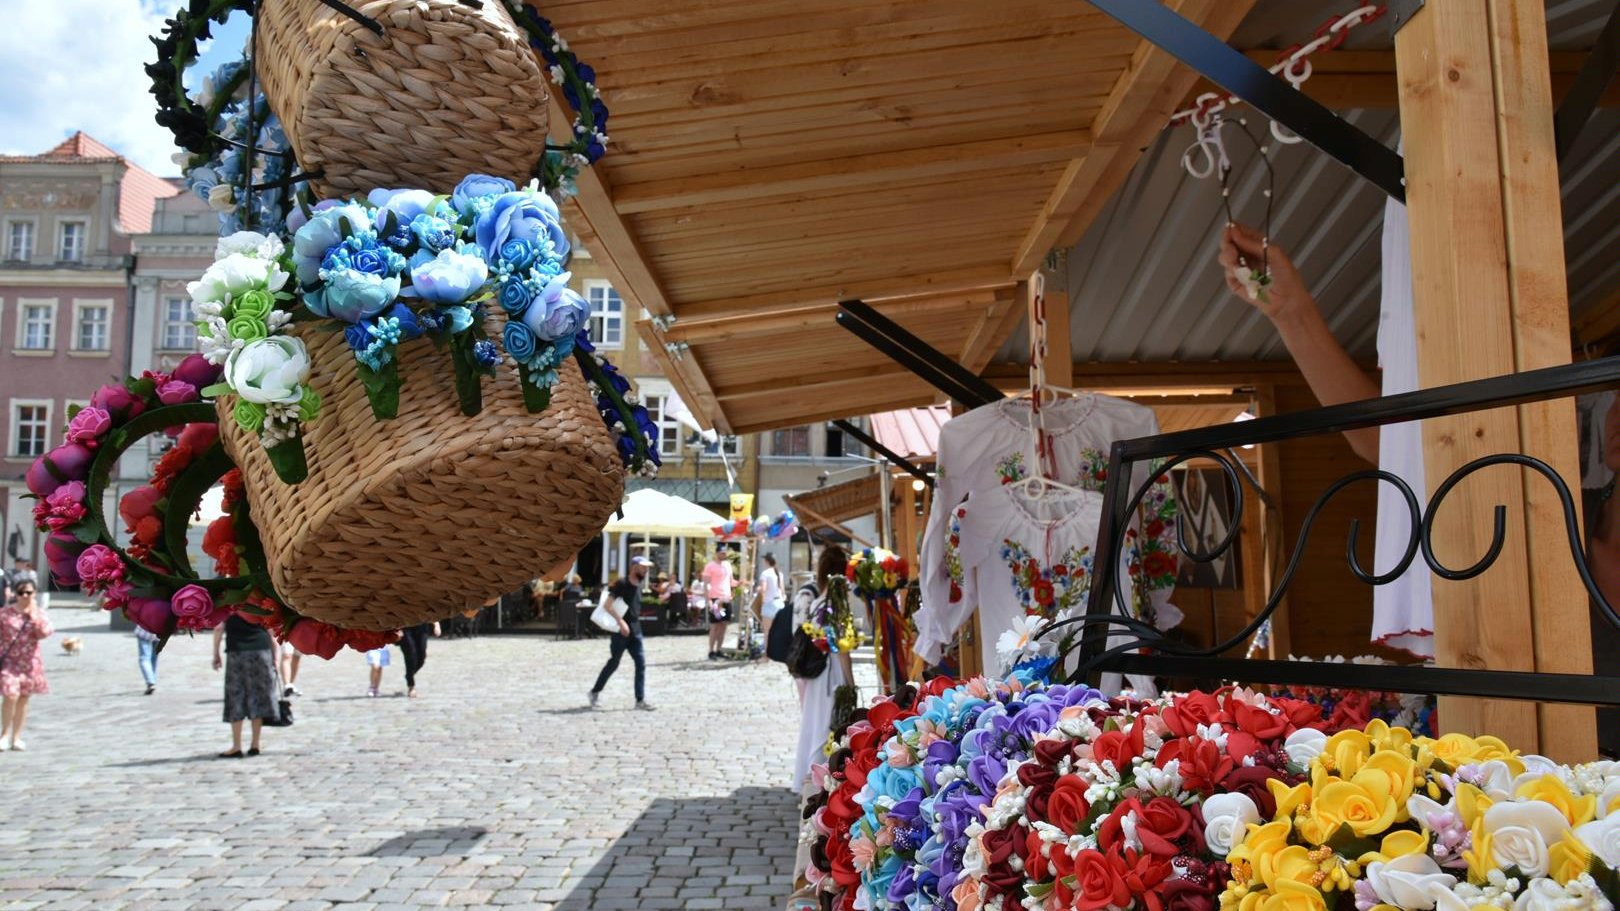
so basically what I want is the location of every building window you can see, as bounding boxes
[10,402,50,458]
[19,302,54,350]
[58,221,86,263]
[161,297,195,351]
[585,281,624,349]
[6,222,34,261]
[642,394,682,458]
[771,426,811,458]
[74,301,111,351]
[704,435,741,457]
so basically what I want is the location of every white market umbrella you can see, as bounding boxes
[603,488,727,538]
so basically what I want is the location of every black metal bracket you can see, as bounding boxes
[830,419,935,490]
[835,300,1003,408]
[1081,0,1407,203]
[1061,355,1620,705]
[1555,0,1620,161]
[1385,0,1426,35]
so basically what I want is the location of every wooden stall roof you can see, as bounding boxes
[533,0,1256,434]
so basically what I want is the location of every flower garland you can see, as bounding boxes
[804,666,1620,911]
[177,68,308,236]
[501,0,611,195]
[146,0,258,160]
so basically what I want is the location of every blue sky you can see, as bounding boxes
[0,1,252,175]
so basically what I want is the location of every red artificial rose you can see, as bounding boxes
[980,825,1021,867]
[920,675,957,699]
[1091,722,1146,772]
[342,628,399,652]
[1023,829,1052,882]
[1175,737,1237,795]
[286,619,344,660]
[1073,849,1130,911]
[1099,799,1190,857]
[1221,765,1282,819]
[867,700,902,737]
[1109,847,1174,906]
[1230,700,1289,741]
[221,468,245,510]
[1046,776,1092,835]
[1162,691,1224,738]
[1034,738,1074,768]
[1327,690,1374,731]
[1018,761,1057,791]
[119,485,163,529]
[1161,876,1217,911]
[132,515,163,548]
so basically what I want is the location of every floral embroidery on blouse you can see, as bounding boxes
[994,452,1027,485]
[945,507,968,603]
[997,539,1092,621]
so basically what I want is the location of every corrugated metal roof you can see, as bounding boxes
[868,406,951,461]
[996,108,1617,365]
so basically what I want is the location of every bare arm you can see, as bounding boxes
[1220,224,1380,463]
[212,625,224,670]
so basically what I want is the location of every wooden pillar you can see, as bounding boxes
[1252,385,1292,658]
[1395,0,1592,759]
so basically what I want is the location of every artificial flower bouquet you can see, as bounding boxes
[848,547,911,600]
[804,667,1620,911]
[804,576,862,656]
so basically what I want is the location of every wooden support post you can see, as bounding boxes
[1396,0,1592,759]
[1252,385,1292,658]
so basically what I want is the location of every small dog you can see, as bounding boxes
[59,637,83,656]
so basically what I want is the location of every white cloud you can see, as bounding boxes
[0,0,228,175]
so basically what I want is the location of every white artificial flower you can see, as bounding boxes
[1201,792,1261,857]
[1233,264,1269,303]
[1481,801,1573,879]
[188,253,288,306]
[215,230,285,260]
[1281,727,1327,767]
[207,183,237,213]
[1513,875,1615,911]
[995,615,1055,672]
[224,337,311,406]
[1364,853,1457,910]
[1467,761,1520,801]
[1576,812,1620,867]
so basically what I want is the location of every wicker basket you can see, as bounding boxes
[256,0,551,199]
[218,312,626,631]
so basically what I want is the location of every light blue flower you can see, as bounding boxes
[498,238,538,271]
[408,248,489,305]
[452,174,516,214]
[292,203,371,286]
[474,190,569,264]
[444,306,474,334]
[522,276,588,342]
[306,269,401,323]
[503,320,539,362]
[410,214,459,253]
[367,187,436,224]
[497,275,534,316]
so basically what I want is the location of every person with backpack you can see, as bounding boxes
[791,545,850,794]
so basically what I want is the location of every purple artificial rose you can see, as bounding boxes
[90,383,144,421]
[125,598,177,638]
[366,187,436,226]
[285,197,341,235]
[172,353,222,388]
[44,533,89,587]
[65,406,112,445]
[156,380,199,405]
[170,584,215,619]
[451,173,516,213]
[522,278,588,342]
[474,190,570,264]
[25,443,95,497]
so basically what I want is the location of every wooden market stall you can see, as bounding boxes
[532,0,1619,760]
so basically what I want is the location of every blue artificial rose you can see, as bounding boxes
[387,303,423,340]
[292,203,371,286]
[522,278,588,342]
[452,173,517,213]
[344,322,370,351]
[498,238,537,271]
[503,320,539,363]
[285,197,339,235]
[305,269,401,323]
[367,188,436,225]
[408,248,489,305]
[474,190,569,264]
[350,247,389,276]
[410,214,458,253]
[444,306,474,334]
[497,276,533,316]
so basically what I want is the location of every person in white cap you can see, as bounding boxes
[588,555,655,710]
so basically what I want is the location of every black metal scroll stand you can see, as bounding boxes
[1055,355,1620,706]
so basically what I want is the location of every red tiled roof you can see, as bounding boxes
[868,405,950,462]
[0,132,180,234]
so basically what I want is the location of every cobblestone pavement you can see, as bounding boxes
[1,610,864,911]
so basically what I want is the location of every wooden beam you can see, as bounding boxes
[729,391,950,436]
[1013,0,1257,275]
[611,131,1091,214]
[1486,0,1596,760]
[959,290,1021,375]
[1182,50,1619,111]
[633,318,732,435]
[716,371,932,404]
[1252,384,1291,658]
[659,289,1002,345]
[1396,0,1592,758]
[783,496,875,549]
[981,360,1321,390]
[550,95,674,319]
[674,264,1016,320]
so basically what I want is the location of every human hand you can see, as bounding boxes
[212,653,222,671]
[617,619,630,637]
[1219,224,1311,322]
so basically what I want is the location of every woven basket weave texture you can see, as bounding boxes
[257,0,550,199]
[218,312,626,631]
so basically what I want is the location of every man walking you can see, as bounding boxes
[588,556,654,711]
